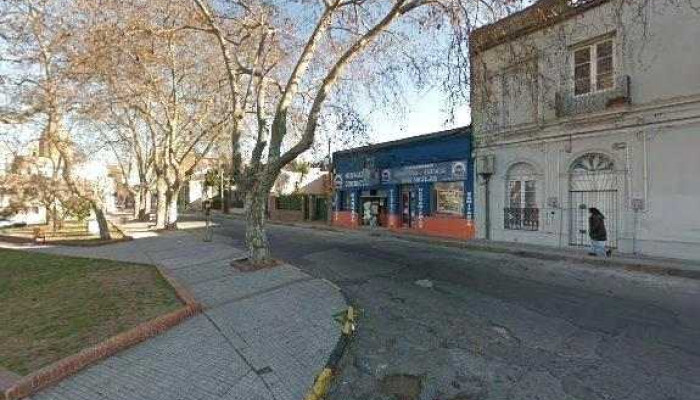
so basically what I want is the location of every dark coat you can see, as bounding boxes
[589,214,607,241]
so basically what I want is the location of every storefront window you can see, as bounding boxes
[433,181,464,215]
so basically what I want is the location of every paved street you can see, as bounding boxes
[212,216,700,400]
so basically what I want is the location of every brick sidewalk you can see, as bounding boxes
[12,229,346,400]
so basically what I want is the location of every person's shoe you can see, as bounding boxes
[588,253,597,256]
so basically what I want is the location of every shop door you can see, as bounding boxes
[401,188,412,228]
[569,190,618,248]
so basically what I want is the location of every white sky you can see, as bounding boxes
[362,87,471,144]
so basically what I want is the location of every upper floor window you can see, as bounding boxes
[574,39,614,96]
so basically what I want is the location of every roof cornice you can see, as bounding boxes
[470,0,612,54]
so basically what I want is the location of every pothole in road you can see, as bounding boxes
[379,374,422,400]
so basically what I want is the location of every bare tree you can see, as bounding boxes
[0,0,113,239]
[193,0,502,264]
[74,0,232,229]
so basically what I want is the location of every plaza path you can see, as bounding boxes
[11,227,346,400]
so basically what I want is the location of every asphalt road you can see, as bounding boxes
[211,216,700,400]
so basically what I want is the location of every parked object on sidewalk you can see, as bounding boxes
[588,208,607,257]
[203,201,213,242]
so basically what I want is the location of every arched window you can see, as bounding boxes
[505,163,539,231]
[569,153,616,191]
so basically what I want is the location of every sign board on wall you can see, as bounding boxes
[335,160,469,189]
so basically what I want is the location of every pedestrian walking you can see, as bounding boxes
[588,207,609,257]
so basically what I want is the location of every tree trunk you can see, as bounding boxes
[92,204,112,240]
[142,189,152,221]
[138,185,149,221]
[133,190,141,220]
[155,177,168,229]
[223,188,230,214]
[166,186,180,230]
[245,183,271,264]
[51,202,58,232]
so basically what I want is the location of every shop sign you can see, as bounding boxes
[338,160,468,189]
[417,186,425,228]
[466,190,474,220]
[383,160,468,185]
[336,170,378,189]
[388,188,396,214]
[350,192,357,223]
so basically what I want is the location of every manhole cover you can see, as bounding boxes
[380,374,422,400]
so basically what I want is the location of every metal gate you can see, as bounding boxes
[569,190,619,248]
[313,197,328,221]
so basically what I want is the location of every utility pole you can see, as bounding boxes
[326,137,333,225]
[219,159,224,212]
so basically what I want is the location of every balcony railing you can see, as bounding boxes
[555,75,630,117]
[504,208,540,231]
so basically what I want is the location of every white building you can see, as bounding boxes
[470,0,700,260]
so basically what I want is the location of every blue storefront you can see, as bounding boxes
[332,127,475,240]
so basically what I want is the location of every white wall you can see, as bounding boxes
[471,0,700,259]
[472,0,700,138]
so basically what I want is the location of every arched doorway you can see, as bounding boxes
[569,153,619,248]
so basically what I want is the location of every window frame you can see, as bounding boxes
[504,164,540,231]
[507,179,537,210]
[432,181,464,216]
[572,38,615,97]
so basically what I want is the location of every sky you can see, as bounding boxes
[365,87,471,144]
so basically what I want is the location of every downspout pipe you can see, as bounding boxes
[483,174,492,241]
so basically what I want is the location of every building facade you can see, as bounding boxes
[470,0,700,259]
[332,127,475,240]
[267,167,331,223]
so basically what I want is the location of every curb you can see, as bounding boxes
[213,214,700,282]
[304,307,356,400]
[2,265,202,400]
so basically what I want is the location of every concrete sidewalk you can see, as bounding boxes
[8,228,346,400]
[209,211,700,281]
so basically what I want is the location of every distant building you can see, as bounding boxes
[470,0,700,259]
[267,167,330,223]
[332,127,475,240]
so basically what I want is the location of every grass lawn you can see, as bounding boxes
[0,249,182,376]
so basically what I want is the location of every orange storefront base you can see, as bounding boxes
[333,212,475,240]
[418,216,476,240]
[332,211,359,229]
[388,215,475,241]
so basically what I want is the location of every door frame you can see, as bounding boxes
[568,189,619,248]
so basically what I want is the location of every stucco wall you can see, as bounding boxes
[471,0,700,259]
[473,119,700,260]
[472,0,700,141]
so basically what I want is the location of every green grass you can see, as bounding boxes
[0,249,182,376]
